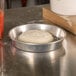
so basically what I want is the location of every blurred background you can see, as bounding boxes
[5,0,50,9]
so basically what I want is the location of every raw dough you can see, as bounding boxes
[18,30,54,44]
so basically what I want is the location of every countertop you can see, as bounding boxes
[0,5,76,76]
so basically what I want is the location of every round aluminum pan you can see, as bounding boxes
[9,24,66,53]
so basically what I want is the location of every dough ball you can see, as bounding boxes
[18,30,54,44]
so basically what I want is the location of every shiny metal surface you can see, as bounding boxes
[9,24,66,52]
[4,43,65,76]
[1,4,76,76]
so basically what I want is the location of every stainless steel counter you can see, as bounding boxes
[0,5,76,76]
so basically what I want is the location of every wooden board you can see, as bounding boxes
[43,7,76,35]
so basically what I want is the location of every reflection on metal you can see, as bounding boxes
[20,51,35,69]
[0,41,6,76]
[49,47,65,63]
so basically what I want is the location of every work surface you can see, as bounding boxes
[0,5,76,76]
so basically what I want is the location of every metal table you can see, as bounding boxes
[0,5,76,76]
